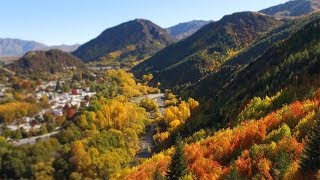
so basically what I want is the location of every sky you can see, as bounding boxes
[0,0,289,45]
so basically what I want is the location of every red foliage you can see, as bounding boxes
[127,98,320,179]
[71,89,78,95]
[125,154,171,180]
[64,103,71,110]
[36,80,42,86]
[313,89,320,101]
[66,108,76,119]
[20,80,33,91]
[234,150,253,178]
[290,101,304,118]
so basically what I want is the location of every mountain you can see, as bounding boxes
[0,38,80,57]
[166,20,212,40]
[132,12,283,88]
[44,44,80,52]
[0,38,47,57]
[181,16,320,135]
[7,49,83,75]
[226,10,320,66]
[260,0,320,17]
[72,19,176,65]
[123,17,320,180]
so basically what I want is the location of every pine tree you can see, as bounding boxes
[299,115,320,172]
[167,135,188,180]
[55,80,61,92]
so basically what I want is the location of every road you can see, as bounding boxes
[132,93,165,158]
[10,131,59,146]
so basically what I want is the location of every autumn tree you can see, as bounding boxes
[66,109,76,119]
[40,95,50,108]
[142,74,153,85]
[140,98,158,111]
[154,169,166,180]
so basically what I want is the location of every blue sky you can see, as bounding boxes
[0,0,288,45]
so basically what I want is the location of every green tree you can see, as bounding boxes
[299,115,320,173]
[167,135,188,180]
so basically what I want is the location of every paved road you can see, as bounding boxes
[10,131,59,146]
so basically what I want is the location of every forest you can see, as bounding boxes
[2,0,320,179]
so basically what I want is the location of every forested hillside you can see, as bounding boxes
[73,19,175,66]
[122,17,320,180]
[133,12,282,88]
[180,15,320,140]
[260,0,320,17]
[7,49,84,76]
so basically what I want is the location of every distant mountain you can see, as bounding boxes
[73,19,176,65]
[0,38,80,57]
[0,38,47,57]
[7,49,83,74]
[166,20,212,40]
[44,44,80,52]
[260,0,320,17]
[132,12,283,88]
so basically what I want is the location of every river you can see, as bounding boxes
[132,93,165,158]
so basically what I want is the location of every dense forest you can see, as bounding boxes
[2,0,320,179]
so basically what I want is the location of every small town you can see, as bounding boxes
[0,79,96,143]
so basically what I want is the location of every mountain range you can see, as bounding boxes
[166,20,212,40]
[132,12,283,87]
[181,10,320,135]
[0,38,80,57]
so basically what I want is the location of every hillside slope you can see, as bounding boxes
[124,15,320,180]
[7,49,83,75]
[182,17,320,134]
[226,10,320,66]
[132,12,282,88]
[260,0,320,17]
[73,19,176,65]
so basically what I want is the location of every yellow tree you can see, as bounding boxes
[70,141,92,176]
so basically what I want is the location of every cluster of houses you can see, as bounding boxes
[36,88,96,116]
[4,80,96,133]
[87,66,120,71]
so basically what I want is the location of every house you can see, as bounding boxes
[52,109,63,116]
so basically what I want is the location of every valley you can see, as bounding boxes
[1,0,320,179]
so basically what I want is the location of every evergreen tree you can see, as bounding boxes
[167,135,188,180]
[299,115,320,172]
[55,80,61,92]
